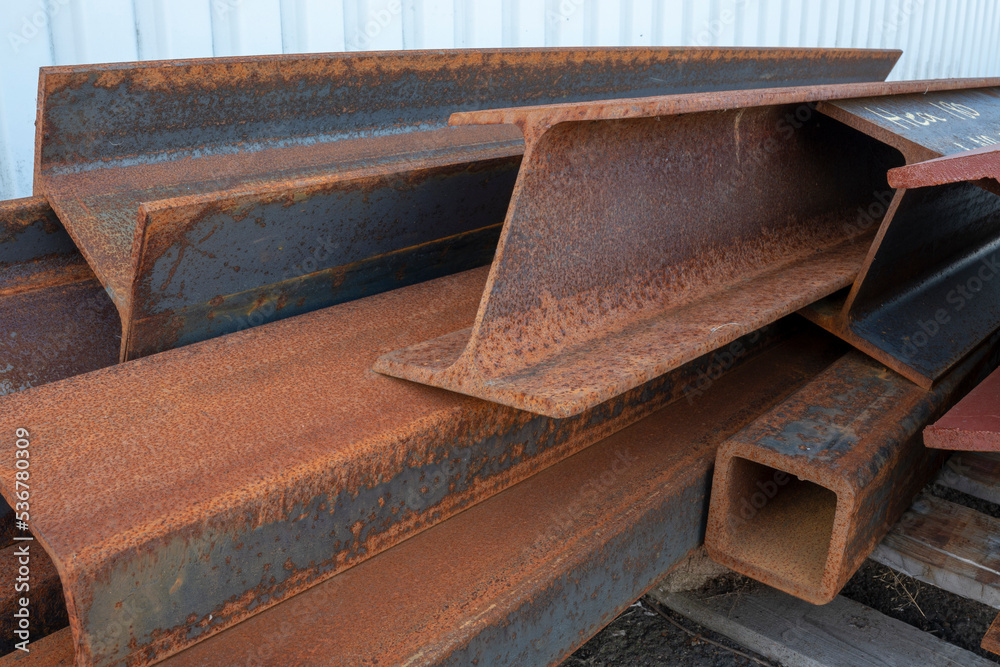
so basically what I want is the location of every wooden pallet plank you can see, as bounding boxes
[936,452,1000,506]
[871,494,1000,609]
[651,584,992,667]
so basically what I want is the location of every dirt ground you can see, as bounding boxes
[563,479,1000,666]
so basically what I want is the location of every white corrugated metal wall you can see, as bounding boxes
[1,0,998,200]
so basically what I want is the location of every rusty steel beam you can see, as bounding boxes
[925,365,1000,451]
[375,79,1000,419]
[0,197,120,396]
[32,47,898,362]
[0,265,805,666]
[984,613,1000,656]
[0,327,842,667]
[705,338,1000,605]
[802,139,1000,388]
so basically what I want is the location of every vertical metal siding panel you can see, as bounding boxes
[0,0,56,199]
[464,1,503,48]
[757,0,777,45]
[798,0,814,48]
[940,0,962,77]
[138,0,214,60]
[47,0,86,64]
[905,0,924,79]
[295,0,346,53]
[731,0,748,46]
[588,0,621,46]
[970,0,989,75]
[912,0,934,79]
[779,0,801,47]
[545,0,584,46]
[851,0,868,48]
[211,0,283,56]
[505,0,545,47]
[406,0,455,49]
[52,0,139,64]
[980,0,1000,76]
[656,0,684,46]
[867,0,882,48]
[714,0,738,47]
[924,0,946,78]
[625,0,655,46]
[680,0,700,45]
[964,0,987,76]
[344,0,403,51]
[815,2,837,46]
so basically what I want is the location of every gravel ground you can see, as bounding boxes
[563,477,1000,666]
[562,595,775,667]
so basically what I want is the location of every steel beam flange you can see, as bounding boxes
[802,142,1000,388]
[375,78,1000,419]
[705,338,999,605]
[925,364,1000,451]
[34,47,898,362]
[0,197,120,396]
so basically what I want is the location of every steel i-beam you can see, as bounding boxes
[375,79,1000,418]
[802,96,1000,386]
[32,48,899,361]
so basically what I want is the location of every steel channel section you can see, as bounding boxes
[32,48,899,362]
[1,329,844,666]
[375,79,1000,419]
[0,266,802,666]
[801,88,1000,384]
[705,337,1000,605]
[0,197,120,396]
[925,365,1000,451]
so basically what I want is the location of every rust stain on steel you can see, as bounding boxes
[925,366,1000,451]
[0,541,68,654]
[705,339,1000,605]
[33,48,897,362]
[800,129,1000,388]
[0,628,72,666]
[0,197,120,396]
[112,331,845,667]
[0,267,795,666]
[374,81,1000,418]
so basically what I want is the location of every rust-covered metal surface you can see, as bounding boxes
[0,197,120,395]
[926,366,1000,451]
[375,79,1000,419]
[0,329,841,667]
[0,265,801,666]
[704,340,999,605]
[801,116,1000,388]
[888,142,1000,188]
[984,613,1000,656]
[32,47,898,362]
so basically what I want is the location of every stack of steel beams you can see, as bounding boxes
[0,46,999,666]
